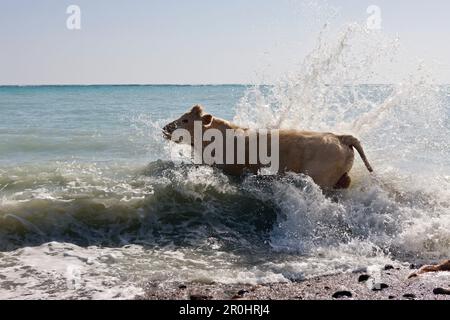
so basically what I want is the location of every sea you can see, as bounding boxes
[0,25,449,299]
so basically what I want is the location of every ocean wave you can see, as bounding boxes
[1,159,448,263]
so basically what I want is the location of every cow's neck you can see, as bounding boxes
[197,117,245,152]
[208,117,243,132]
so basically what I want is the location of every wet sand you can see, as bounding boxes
[140,265,450,300]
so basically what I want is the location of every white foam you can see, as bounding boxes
[0,243,144,300]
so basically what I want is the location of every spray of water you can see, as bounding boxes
[231,18,450,263]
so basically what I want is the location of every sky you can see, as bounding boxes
[1,0,450,85]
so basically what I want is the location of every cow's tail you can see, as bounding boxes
[338,135,374,173]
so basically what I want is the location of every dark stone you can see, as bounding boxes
[403,294,416,299]
[433,288,450,295]
[190,294,212,300]
[237,289,249,296]
[358,274,370,282]
[384,264,394,270]
[178,284,187,289]
[372,283,389,291]
[332,291,352,299]
[324,286,331,290]
[388,296,396,299]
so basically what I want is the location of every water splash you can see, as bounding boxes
[232,19,450,264]
[233,23,401,132]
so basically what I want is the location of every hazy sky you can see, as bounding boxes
[1,0,449,85]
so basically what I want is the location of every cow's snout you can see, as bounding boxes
[163,122,176,133]
[162,122,177,139]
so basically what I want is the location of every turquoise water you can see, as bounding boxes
[0,85,245,164]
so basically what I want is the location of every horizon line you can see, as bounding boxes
[0,83,252,87]
[2,83,448,87]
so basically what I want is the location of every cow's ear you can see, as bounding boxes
[202,114,213,126]
[191,105,203,115]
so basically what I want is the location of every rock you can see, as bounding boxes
[190,294,212,300]
[324,286,331,290]
[332,291,352,299]
[403,293,416,299]
[372,283,389,291]
[388,296,396,299]
[237,289,249,296]
[384,264,394,271]
[358,274,370,282]
[178,284,187,290]
[433,288,450,295]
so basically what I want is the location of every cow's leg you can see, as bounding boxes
[408,260,450,278]
[334,173,351,189]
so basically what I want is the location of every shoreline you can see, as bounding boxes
[140,266,450,300]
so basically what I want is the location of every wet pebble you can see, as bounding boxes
[372,283,389,291]
[190,294,212,300]
[358,274,370,282]
[384,264,394,271]
[237,289,249,296]
[433,288,450,295]
[403,293,416,299]
[332,291,352,299]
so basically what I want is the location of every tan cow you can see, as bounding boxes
[163,105,373,189]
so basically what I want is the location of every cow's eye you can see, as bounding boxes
[182,119,188,123]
